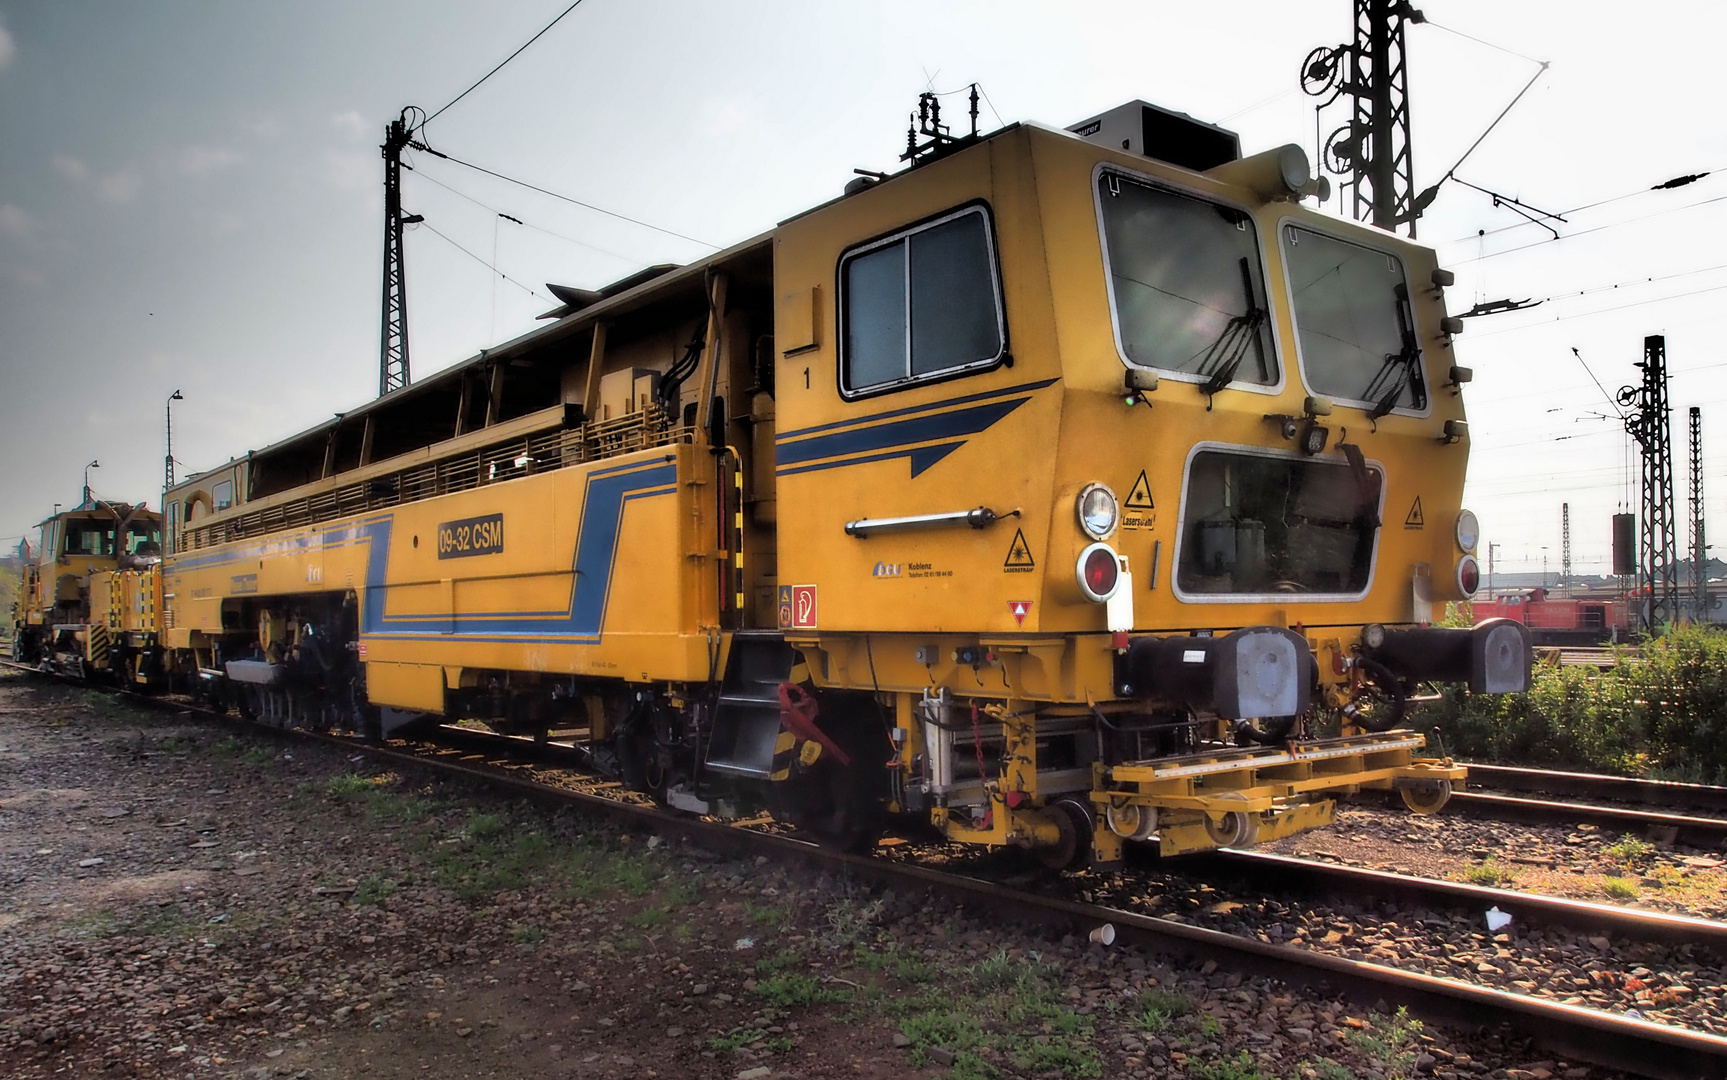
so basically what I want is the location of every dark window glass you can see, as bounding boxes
[841,208,1003,394]
[909,213,998,376]
[1098,173,1275,384]
[64,521,117,557]
[213,479,234,511]
[844,243,908,390]
[1284,225,1425,411]
[124,523,160,556]
[1177,450,1381,596]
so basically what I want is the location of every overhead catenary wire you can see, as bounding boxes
[415,146,719,250]
[1440,170,1726,248]
[410,169,645,266]
[1452,192,1727,265]
[421,0,588,128]
[417,222,554,303]
[1466,280,1727,339]
[1420,18,1546,66]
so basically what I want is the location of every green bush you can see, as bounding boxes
[1419,626,1727,782]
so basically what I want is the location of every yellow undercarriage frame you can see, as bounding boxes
[935,730,1464,868]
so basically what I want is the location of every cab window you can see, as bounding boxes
[1282,224,1425,413]
[839,205,1005,397]
[213,479,234,511]
[1097,171,1275,386]
[125,522,161,557]
[63,521,117,556]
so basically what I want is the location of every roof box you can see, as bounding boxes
[1067,101,1240,172]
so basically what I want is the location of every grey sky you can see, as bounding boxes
[2,1,1723,576]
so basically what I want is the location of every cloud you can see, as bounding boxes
[49,153,89,181]
[176,144,242,178]
[0,15,15,71]
[0,265,46,290]
[189,207,243,235]
[0,203,39,241]
[320,148,374,191]
[330,110,368,141]
[96,167,142,204]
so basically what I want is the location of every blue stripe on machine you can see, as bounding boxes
[362,462,677,641]
[164,458,678,645]
[776,397,1032,474]
[776,442,965,479]
[774,377,1059,442]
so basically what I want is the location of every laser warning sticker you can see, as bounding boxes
[1003,529,1036,573]
[1008,600,1032,626]
[1123,469,1157,530]
[1125,471,1155,509]
[1405,497,1425,529]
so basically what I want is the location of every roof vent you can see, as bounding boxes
[1067,100,1240,172]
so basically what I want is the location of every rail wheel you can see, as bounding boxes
[779,695,888,854]
[1204,809,1260,849]
[1036,797,1095,871]
[616,718,668,805]
[1399,780,1452,815]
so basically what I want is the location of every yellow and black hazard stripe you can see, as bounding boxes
[768,730,825,782]
[86,624,110,668]
[732,466,744,613]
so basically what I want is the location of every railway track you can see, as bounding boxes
[1468,763,1727,815]
[1452,765,1727,848]
[6,662,1727,1079]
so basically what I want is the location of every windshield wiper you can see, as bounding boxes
[1363,282,1425,420]
[1197,258,1269,406]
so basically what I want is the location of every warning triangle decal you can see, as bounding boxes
[1003,528,1036,571]
[1125,470,1155,510]
[1008,600,1032,626]
[1404,496,1425,528]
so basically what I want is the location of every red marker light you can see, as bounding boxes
[1082,545,1118,600]
[1457,556,1480,597]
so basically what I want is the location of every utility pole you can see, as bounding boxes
[1691,405,1708,620]
[164,389,183,493]
[1561,502,1571,592]
[1619,336,1679,634]
[1300,0,1425,236]
[380,111,420,397]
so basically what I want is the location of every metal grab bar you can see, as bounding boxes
[844,506,1017,538]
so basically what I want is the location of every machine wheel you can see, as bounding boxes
[1204,809,1261,849]
[616,720,668,804]
[1399,780,1452,815]
[801,772,883,854]
[1105,800,1157,842]
[1036,797,1096,871]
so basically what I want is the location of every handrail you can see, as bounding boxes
[844,506,1017,538]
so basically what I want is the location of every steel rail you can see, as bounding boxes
[1448,790,1727,848]
[318,736,1727,1080]
[1188,849,1727,951]
[5,664,1727,1079]
[1467,763,1727,815]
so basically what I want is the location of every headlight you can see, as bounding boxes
[1455,509,1479,553]
[1457,555,1480,597]
[1076,483,1119,540]
[1077,542,1122,602]
[1361,623,1387,650]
